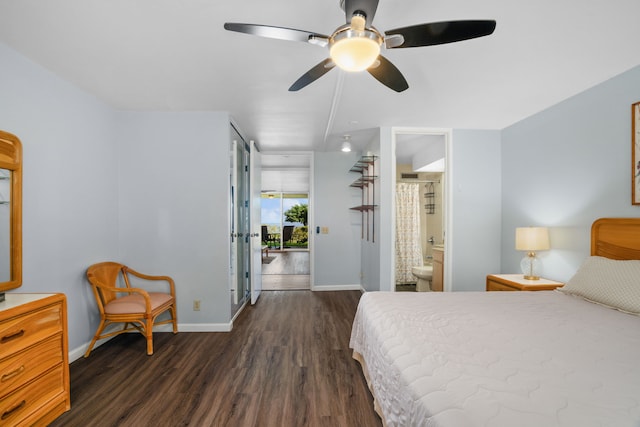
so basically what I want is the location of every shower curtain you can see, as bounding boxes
[395,183,424,284]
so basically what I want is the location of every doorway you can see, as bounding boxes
[260,153,312,290]
[392,128,450,292]
[261,192,310,290]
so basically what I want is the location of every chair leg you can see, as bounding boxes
[145,318,154,356]
[84,319,106,358]
[171,305,178,334]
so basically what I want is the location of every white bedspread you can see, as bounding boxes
[349,291,640,427]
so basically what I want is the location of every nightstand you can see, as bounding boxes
[486,274,564,291]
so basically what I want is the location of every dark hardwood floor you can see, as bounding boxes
[51,290,382,427]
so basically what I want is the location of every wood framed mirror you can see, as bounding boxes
[0,130,22,298]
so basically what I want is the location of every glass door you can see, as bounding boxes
[261,192,308,250]
[230,129,250,316]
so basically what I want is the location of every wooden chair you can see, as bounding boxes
[85,261,178,357]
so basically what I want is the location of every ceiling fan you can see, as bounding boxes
[224,0,496,93]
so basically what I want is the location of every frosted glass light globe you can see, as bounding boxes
[330,37,380,72]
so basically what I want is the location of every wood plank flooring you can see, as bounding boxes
[261,250,310,275]
[261,274,310,290]
[262,250,311,290]
[51,290,382,427]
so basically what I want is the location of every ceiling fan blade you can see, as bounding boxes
[367,55,408,92]
[385,20,496,48]
[343,0,379,25]
[289,59,336,91]
[224,23,329,45]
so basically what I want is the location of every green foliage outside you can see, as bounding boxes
[284,204,308,226]
[292,226,308,244]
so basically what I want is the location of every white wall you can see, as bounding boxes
[0,43,237,358]
[360,131,383,291]
[117,111,233,327]
[0,43,119,352]
[450,130,502,290]
[313,152,361,289]
[501,65,640,282]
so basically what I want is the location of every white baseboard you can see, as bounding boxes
[177,323,233,332]
[311,284,362,291]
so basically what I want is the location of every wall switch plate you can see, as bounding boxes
[321,227,329,234]
[193,300,201,311]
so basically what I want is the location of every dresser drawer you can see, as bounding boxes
[486,280,516,291]
[0,305,63,360]
[0,365,65,426]
[0,335,62,398]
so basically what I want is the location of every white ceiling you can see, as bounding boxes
[1,0,639,156]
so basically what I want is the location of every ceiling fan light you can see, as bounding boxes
[330,36,380,72]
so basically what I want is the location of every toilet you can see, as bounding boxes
[411,265,433,292]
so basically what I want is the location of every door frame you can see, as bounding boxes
[250,140,262,304]
[390,127,453,292]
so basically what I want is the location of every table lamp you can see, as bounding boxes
[515,227,550,280]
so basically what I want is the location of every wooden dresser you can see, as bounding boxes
[0,294,70,425]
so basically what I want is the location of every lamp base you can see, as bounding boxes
[520,252,542,280]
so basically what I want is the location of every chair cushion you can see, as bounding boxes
[104,292,173,314]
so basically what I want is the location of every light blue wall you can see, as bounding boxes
[360,131,383,291]
[450,129,502,291]
[313,152,362,289]
[0,43,237,358]
[0,43,119,352]
[117,111,233,326]
[501,65,640,282]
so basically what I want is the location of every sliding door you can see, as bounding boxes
[261,192,309,250]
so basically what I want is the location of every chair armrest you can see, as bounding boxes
[123,267,176,297]
[92,282,153,312]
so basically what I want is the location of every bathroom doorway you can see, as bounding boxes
[393,129,448,292]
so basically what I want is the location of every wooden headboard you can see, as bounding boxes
[591,218,640,260]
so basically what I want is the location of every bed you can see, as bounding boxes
[350,218,640,427]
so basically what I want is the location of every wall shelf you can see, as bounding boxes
[424,182,435,214]
[349,204,377,212]
[350,155,377,242]
[350,175,377,188]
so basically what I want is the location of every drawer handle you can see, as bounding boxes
[0,329,25,344]
[1,400,26,420]
[1,365,24,382]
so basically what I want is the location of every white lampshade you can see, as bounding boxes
[515,227,550,280]
[515,227,550,251]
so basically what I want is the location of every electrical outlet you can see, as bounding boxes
[193,300,201,311]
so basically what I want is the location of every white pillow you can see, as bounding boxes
[558,256,640,315]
